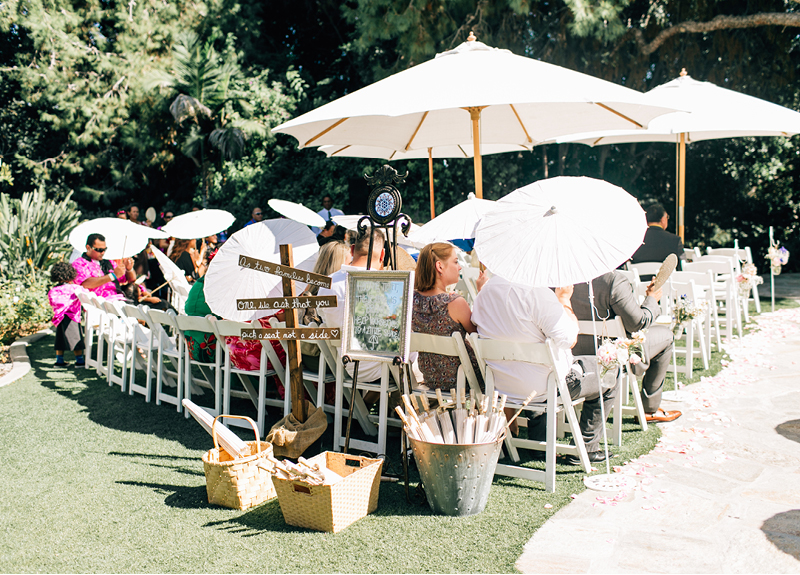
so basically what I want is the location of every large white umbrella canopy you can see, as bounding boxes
[69,218,168,260]
[267,199,326,228]
[273,35,677,199]
[411,193,495,244]
[474,177,647,288]
[552,71,800,239]
[161,209,235,239]
[318,142,531,160]
[204,219,319,321]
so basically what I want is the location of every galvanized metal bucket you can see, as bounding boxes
[408,435,505,516]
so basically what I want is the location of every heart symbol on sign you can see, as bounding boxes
[330,329,339,338]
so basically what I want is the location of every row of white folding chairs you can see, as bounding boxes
[76,293,291,438]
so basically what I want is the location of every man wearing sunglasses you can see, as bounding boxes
[243,206,263,227]
[71,233,135,301]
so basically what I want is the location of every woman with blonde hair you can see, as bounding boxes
[412,242,484,391]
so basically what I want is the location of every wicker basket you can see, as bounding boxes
[202,415,277,510]
[272,452,382,533]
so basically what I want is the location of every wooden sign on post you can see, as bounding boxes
[236,295,337,312]
[236,246,333,424]
[240,327,340,340]
[279,245,307,423]
[238,255,331,289]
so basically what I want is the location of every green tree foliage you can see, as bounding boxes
[1,0,799,270]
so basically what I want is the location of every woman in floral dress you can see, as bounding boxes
[412,242,485,391]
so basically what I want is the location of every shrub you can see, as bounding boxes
[0,277,52,345]
[0,188,81,281]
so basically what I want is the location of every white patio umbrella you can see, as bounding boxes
[161,209,235,239]
[267,199,326,228]
[69,218,168,260]
[273,34,677,200]
[553,70,800,240]
[474,175,647,486]
[474,177,646,288]
[204,219,319,321]
[410,193,495,244]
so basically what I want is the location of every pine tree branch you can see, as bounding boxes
[632,12,800,55]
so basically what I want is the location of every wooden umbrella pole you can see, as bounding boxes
[467,106,486,199]
[280,244,307,423]
[428,147,435,220]
[677,133,686,241]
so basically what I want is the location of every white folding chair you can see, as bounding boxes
[209,318,281,438]
[174,315,223,418]
[468,333,591,493]
[101,300,134,393]
[575,318,647,447]
[77,292,102,371]
[456,267,481,306]
[671,270,721,354]
[264,317,320,418]
[665,278,709,379]
[319,337,400,456]
[683,258,742,339]
[707,246,761,314]
[311,334,376,437]
[121,304,156,401]
[146,308,185,412]
[616,269,643,304]
[406,332,481,402]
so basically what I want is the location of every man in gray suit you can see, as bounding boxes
[571,272,681,423]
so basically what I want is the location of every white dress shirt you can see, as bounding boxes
[471,276,578,399]
[312,207,345,235]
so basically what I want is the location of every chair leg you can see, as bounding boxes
[611,371,624,446]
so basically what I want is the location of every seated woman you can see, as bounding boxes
[412,242,485,392]
[170,238,206,283]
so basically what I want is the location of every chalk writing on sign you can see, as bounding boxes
[351,278,406,353]
[236,295,337,312]
[239,327,340,341]
[237,254,332,289]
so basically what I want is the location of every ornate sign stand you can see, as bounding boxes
[341,165,415,497]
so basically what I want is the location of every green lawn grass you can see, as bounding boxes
[3,298,794,573]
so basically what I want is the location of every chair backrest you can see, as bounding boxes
[706,247,745,262]
[575,316,626,341]
[630,262,662,276]
[667,277,701,307]
[101,300,124,317]
[122,304,146,323]
[468,333,562,397]
[208,317,254,338]
[175,314,215,334]
[148,308,180,331]
[672,270,714,290]
[409,331,481,394]
[682,259,735,280]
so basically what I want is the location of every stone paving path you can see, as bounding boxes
[517,302,800,573]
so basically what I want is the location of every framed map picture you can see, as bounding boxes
[341,270,414,363]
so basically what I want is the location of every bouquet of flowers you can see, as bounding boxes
[672,295,707,335]
[596,331,646,377]
[766,243,790,275]
[735,262,763,297]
